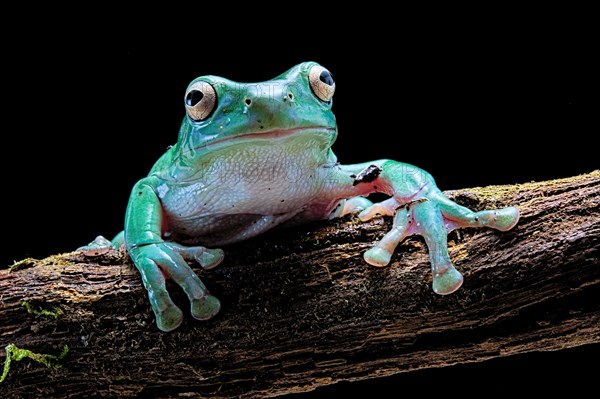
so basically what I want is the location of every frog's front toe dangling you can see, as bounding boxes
[431,263,463,295]
[364,247,393,267]
[363,206,411,267]
[156,303,185,332]
[191,294,221,321]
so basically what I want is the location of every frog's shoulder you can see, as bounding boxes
[147,145,179,179]
[148,143,208,184]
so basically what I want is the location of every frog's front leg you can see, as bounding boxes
[125,177,223,331]
[330,161,520,295]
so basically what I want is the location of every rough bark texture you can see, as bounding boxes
[1,171,599,398]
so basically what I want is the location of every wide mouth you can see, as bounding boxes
[192,126,336,151]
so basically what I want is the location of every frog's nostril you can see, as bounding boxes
[244,98,252,106]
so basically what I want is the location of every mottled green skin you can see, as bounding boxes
[83,62,520,332]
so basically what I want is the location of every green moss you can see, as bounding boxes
[7,258,37,272]
[457,170,600,204]
[21,301,64,319]
[472,183,524,200]
[8,252,80,272]
[0,344,69,383]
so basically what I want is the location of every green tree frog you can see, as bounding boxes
[80,62,519,332]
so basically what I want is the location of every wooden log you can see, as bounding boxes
[1,171,599,398]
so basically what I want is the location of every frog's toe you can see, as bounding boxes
[165,243,224,270]
[197,248,225,270]
[341,196,374,215]
[363,206,412,268]
[155,303,184,332]
[358,197,400,221]
[432,265,464,295]
[77,235,114,256]
[191,294,221,321]
[364,247,392,267]
[488,206,520,231]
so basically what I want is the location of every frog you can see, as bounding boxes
[79,61,520,332]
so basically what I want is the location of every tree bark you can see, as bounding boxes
[1,171,599,398]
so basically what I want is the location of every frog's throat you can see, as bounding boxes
[191,126,337,152]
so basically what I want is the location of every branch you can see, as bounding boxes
[1,171,599,398]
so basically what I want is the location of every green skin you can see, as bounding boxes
[81,62,519,332]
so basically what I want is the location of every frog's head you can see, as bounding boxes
[176,62,337,158]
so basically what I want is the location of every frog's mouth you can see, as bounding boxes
[194,126,337,151]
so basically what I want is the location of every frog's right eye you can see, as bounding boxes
[185,81,217,121]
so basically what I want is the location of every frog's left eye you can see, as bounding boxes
[309,65,335,103]
[185,81,217,121]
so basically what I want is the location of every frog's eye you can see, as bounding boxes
[309,65,335,103]
[185,81,217,121]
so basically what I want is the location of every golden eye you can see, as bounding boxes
[184,81,217,121]
[308,65,335,102]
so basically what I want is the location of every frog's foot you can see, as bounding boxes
[78,231,126,256]
[130,242,222,331]
[359,192,519,295]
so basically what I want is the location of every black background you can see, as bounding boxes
[2,11,598,397]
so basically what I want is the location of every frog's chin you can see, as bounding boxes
[195,126,337,150]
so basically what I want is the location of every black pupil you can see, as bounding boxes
[319,71,334,86]
[186,90,204,106]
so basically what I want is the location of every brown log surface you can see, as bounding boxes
[1,171,599,398]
